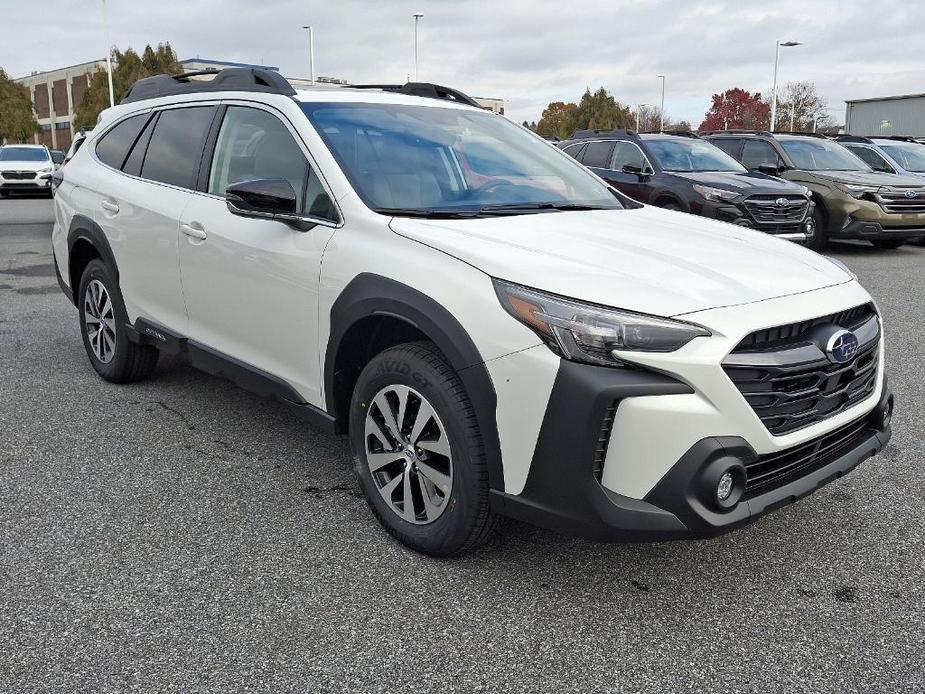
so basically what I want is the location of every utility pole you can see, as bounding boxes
[658,75,665,131]
[302,25,315,85]
[770,40,802,131]
[412,13,424,81]
[102,0,115,108]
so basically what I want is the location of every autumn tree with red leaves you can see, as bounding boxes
[698,88,770,131]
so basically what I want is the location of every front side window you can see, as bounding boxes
[610,141,649,171]
[844,145,893,172]
[94,114,148,170]
[141,106,214,188]
[301,102,623,216]
[741,140,782,169]
[644,138,747,173]
[880,143,925,172]
[779,138,870,172]
[0,147,51,162]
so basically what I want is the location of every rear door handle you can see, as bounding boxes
[100,200,119,213]
[181,222,207,241]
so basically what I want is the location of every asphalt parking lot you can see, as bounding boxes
[1,197,923,693]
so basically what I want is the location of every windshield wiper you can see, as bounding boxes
[476,202,604,215]
[372,207,482,219]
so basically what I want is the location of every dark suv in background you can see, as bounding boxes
[559,130,814,243]
[704,131,925,250]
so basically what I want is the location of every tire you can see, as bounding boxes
[349,341,498,556]
[659,200,682,211]
[77,258,158,383]
[805,205,828,251]
[869,239,905,250]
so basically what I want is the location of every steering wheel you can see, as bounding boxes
[469,179,520,199]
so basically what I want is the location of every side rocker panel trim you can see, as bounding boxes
[326,273,505,492]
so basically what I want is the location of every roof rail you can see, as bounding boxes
[642,130,700,138]
[770,130,831,139]
[121,68,296,104]
[881,135,921,143]
[349,82,482,108]
[698,129,773,137]
[835,135,874,144]
[570,128,638,139]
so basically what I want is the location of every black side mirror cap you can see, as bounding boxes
[225,178,317,231]
[755,164,786,176]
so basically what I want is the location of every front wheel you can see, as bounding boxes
[870,239,905,250]
[805,206,829,251]
[349,341,497,556]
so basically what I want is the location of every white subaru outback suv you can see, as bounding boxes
[52,69,893,555]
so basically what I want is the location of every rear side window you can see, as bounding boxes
[141,107,214,189]
[583,141,615,169]
[562,143,586,161]
[95,114,148,170]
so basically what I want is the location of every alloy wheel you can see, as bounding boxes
[364,384,453,524]
[84,279,116,364]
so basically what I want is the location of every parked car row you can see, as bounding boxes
[0,144,58,198]
[559,128,925,250]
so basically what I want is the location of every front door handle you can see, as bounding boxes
[181,222,207,241]
[100,200,119,214]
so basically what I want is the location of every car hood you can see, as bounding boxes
[806,170,925,188]
[390,206,853,318]
[670,170,806,195]
[0,160,52,173]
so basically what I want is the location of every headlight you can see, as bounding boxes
[692,184,739,203]
[823,256,857,280]
[834,182,876,199]
[799,185,810,196]
[493,279,711,366]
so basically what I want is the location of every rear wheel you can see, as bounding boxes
[349,341,497,556]
[869,239,905,250]
[78,258,158,383]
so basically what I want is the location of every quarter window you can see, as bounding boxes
[140,107,214,189]
[95,114,148,170]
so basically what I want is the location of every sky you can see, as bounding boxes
[2,0,924,127]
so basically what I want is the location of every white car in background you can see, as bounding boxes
[0,144,55,197]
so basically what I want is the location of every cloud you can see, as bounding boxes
[2,0,922,125]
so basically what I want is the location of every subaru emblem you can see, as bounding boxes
[904,189,918,199]
[826,330,859,364]
[775,197,789,207]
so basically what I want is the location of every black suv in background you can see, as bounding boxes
[559,130,815,242]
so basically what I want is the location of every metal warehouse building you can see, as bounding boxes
[845,93,925,137]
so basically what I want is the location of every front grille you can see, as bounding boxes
[593,402,618,481]
[1,171,36,180]
[744,416,872,499]
[732,303,875,353]
[876,189,925,214]
[724,306,880,435]
[743,195,809,225]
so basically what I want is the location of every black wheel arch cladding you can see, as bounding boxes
[67,215,119,298]
[326,273,506,492]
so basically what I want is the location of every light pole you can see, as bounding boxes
[101,0,115,108]
[770,40,802,131]
[657,75,665,131]
[302,25,315,85]
[412,12,424,81]
[635,103,652,132]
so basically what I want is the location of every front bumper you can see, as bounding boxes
[0,175,53,192]
[696,199,814,242]
[491,361,892,541]
[835,217,925,241]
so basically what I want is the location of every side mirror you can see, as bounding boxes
[755,163,785,176]
[874,165,896,174]
[622,164,652,177]
[226,178,316,231]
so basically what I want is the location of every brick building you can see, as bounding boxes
[14,59,106,150]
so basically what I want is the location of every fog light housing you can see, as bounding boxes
[700,457,747,511]
[733,218,752,227]
[717,471,734,501]
[869,392,894,431]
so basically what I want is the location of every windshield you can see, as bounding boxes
[300,102,623,216]
[780,138,871,171]
[643,138,747,173]
[880,143,925,173]
[0,147,50,162]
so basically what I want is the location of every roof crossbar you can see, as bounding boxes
[121,68,296,104]
[349,82,482,108]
